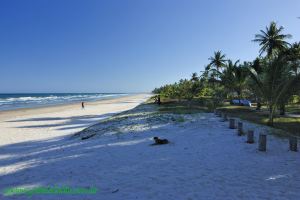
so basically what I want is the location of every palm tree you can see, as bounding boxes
[220,60,248,103]
[233,63,249,104]
[247,54,300,125]
[253,21,291,57]
[277,43,300,115]
[287,42,300,75]
[220,60,239,93]
[191,73,199,82]
[203,63,221,86]
[248,58,263,110]
[208,51,227,71]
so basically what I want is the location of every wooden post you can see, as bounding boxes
[237,122,243,136]
[247,130,254,143]
[229,119,235,129]
[289,136,298,152]
[258,134,267,151]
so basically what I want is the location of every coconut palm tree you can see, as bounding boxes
[208,51,227,72]
[220,60,238,93]
[248,58,263,110]
[287,42,300,75]
[276,43,300,115]
[233,63,249,103]
[191,72,199,82]
[247,53,300,125]
[203,63,222,87]
[253,21,291,57]
[220,60,248,103]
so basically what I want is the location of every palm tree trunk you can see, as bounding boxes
[256,102,261,110]
[237,91,241,105]
[279,103,285,115]
[268,104,275,126]
[256,97,261,110]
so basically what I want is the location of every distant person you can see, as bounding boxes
[81,102,85,109]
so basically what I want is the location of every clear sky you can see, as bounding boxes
[0,0,299,93]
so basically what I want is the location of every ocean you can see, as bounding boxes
[0,93,128,111]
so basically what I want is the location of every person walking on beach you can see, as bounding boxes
[81,102,85,109]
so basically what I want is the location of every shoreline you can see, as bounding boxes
[0,93,131,112]
[0,93,150,121]
[0,94,129,113]
[0,93,151,146]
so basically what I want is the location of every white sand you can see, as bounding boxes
[0,94,150,146]
[1,100,300,200]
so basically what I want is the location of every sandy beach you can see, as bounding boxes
[1,100,300,199]
[1,1,299,199]
[0,94,151,146]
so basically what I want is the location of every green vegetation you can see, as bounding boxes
[153,21,300,135]
[157,98,209,114]
[218,106,300,136]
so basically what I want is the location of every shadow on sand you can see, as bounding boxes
[6,113,116,131]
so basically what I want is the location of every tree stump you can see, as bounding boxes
[258,134,267,151]
[289,136,298,152]
[247,130,254,143]
[229,119,235,129]
[237,122,243,136]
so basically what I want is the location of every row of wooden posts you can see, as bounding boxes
[214,110,298,152]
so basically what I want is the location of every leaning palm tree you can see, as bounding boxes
[253,21,291,57]
[208,51,227,72]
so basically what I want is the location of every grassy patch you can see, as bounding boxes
[286,104,300,114]
[156,99,209,114]
[218,106,300,137]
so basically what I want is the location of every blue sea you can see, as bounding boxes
[0,93,128,111]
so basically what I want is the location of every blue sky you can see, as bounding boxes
[0,0,299,93]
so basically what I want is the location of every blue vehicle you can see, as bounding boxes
[231,99,252,107]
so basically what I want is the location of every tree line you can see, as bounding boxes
[152,22,300,125]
